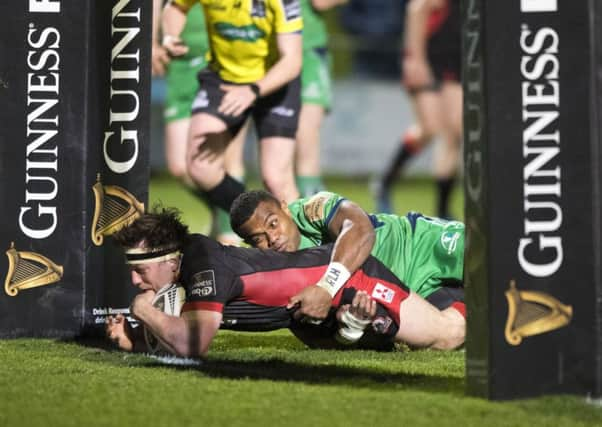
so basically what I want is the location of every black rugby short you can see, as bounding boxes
[191,68,301,139]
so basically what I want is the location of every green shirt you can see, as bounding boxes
[288,192,465,298]
[181,3,209,60]
[301,0,328,50]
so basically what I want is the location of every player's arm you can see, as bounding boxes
[288,200,376,319]
[402,0,444,88]
[219,31,302,117]
[130,290,222,357]
[106,313,147,352]
[326,200,376,276]
[151,0,171,76]
[311,0,348,12]
[255,31,303,96]
[161,0,191,57]
[291,291,378,348]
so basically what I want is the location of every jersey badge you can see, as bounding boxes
[303,193,329,222]
[440,231,460,255]
[190,270,217,298]
[251,0,266,17]
[281,0,301,21]
[372,283,395,304]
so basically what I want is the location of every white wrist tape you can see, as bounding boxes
[335,327,364,344]
[335,309,371,344]
[316,262,351,297]
[162,34,179,47]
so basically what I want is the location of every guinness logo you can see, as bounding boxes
[4,242,63,296]
[504,280,572,346]
[91,174,145,246]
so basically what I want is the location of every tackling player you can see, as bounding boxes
[106,207,464,357]
[229,190,465,328]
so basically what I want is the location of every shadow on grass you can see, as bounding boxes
[74,336,464,395]
[200,357,464,395]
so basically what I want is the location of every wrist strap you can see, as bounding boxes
[249,83,261,99]
[341,308,372,330]
[335,309,371,344]
[316,262,351,297]
[162,34,178,47]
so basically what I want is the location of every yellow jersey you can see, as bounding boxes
[174,0,303,83]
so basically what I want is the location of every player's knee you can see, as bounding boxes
[435,314,465,350]
[186,158,224,191]
[262,172,294,198]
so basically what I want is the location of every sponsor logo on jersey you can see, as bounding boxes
[441,231,460,255]
[372,283,395,304]
[280,0,301,21]
[190,270,216,298]
[303,193,329,222]
[214,22,264,42]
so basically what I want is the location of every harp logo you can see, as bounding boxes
[504,280,572,346]
[91,174,145,246]
[4,242,63,296]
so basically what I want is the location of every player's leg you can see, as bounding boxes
[296,47,331,197]
[395,291,465,350]
[186,71,247,212]
[376,89,443,213]
[296,103,326,197]
[254,77,301,202]
[164,118,191,181]
[375,123,422,213]
[186,112,230,189]
[163,53,202,183]
[433,80,462,218]
[212,120,249,245]
[259,136,299,203]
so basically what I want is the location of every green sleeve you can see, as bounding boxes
[288,191,346,248]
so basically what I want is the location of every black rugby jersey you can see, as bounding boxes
[178,234,409,336]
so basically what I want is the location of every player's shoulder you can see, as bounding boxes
[300,191,345,221]
[185,233,222,253]
[181,234,226,270]
[269,0,303,28]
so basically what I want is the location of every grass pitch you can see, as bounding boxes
[1,174,601,427]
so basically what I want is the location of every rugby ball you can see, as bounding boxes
[144,283,186,354]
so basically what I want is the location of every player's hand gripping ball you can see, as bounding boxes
[143,283,186,354]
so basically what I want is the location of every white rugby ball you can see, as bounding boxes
[144,283,186,354]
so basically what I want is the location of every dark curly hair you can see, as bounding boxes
[230,190,280,236]
[112,204,190,251]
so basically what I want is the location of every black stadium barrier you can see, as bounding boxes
[463,0,602,399]
[0,0,151,337]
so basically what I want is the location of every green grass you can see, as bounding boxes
[1,175,600,427]
[1,335,600,427]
